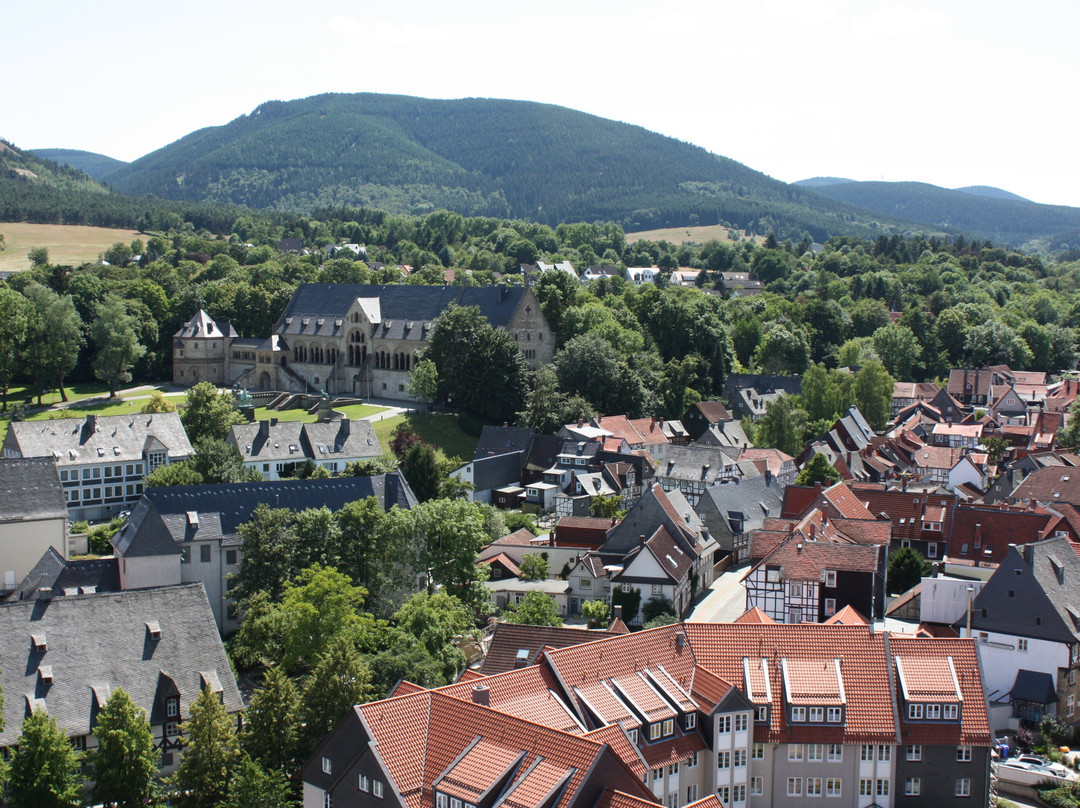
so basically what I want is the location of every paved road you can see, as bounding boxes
[687,568,750,623]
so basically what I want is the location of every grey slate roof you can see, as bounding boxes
[474,425,535,459]
[0,457,67,521]
[4,412,193,468]
[1010,669,1057,704]
[469,452,524,492]
[10,547,120,600]
[113,474,417,558]
[230,419,381,464]
[0,583,241,745]
[698,474,786,532]
[651,444,741,486]
[173,309,237,340]
[275,283,534,342]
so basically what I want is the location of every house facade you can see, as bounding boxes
[229,417,382,479]
[0,458,70,590]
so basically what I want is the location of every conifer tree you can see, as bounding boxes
[168,686,240,808]
[302,635,372,753]
[241,667,302,776]
[8,709,81,808]
[221,753,294,808]
[87,687,159,808]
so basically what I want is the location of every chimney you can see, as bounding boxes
[611,516,617,526]
[258,420,270,440]
[639,534,647,549]
[796,543,804,552]
[613,605,623,621]
[472,685,490,706]
[270,417,279,427]
[339,418,351,438]
[809,523,817,541]
[650,415,656,430]
[86,414,97,432]
[578,419,584,428]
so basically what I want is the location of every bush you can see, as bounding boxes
[504,512,537,535]
[642,596,676,624]
[611,587,641,624]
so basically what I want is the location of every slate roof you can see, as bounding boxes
[1010,466,1080,506]
[275,283,535,342]
[0,583,241,745]
[231,418,381,464]
[173,309,237,339]
[475,425,535,459]
[5,412,193,468]
[651,443,740,486]
[10,547,120,600]
[113,474,416,558]
[0,457,67,522]
[698,473,785,532]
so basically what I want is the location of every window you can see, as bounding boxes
[733,784,745,804]
[787,778,802,797]
[827,744,842,762]
[807,743,823,762]
[621,583,631,593]
[373,780,384,799]
[788,744,803,761]
[200,544,211,563]
[791,706,806,722]
[826,779,841,798]
[717,715,731,733]
[956,778,971,797]
[876,779,890,797]
[752,743,764,760]
[877,745,891,762]
[668,762,679,776]
[755,705,769,722]
[928,542,939,558]
[824,598,836,616]
[166,696,179,718]
[734,713,748,731]
[826,707,842,723]
[1069,695,1076,717]
[908,703,923,719]
[322,757,332,775]
[181,546,190,564]
[663,718,674,736]
[628,729,638,744]
[717,751,730,769]
[666,795,678,808]
[824,569,837,588]
[652,769,662,782]
[807,778,822,797]
[906,744,922,761]
[686,786,697,804]
[226,549,237,565]
[789,582,803,597]
[715,789,728,806]
[809,706,824,722]
[860,745,873,761]
[324,793,333,808]
[360,776,370,793]
[685,713,696,730]
[926,703,941,719]
[957,745,972,762]
[734,749,747,767]
[787,607,803,623]
[687,752,698,768]
[649,723,661,740]
[859,780,872,797]
[905,778,921,796]
[944,703,959,719]
[450,798,462,808]
[166,722,180,737]
[1019,638,1029,651]
[750,777,763,796]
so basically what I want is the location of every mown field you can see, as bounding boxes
[625,223,764,246]
[0,222,146,273]
[372,413,478,463]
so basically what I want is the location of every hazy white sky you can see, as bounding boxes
[5,0,1079,206]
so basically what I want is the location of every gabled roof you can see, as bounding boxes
[173,309,237,339]
[823,605,869,625]
[0,457,67,521]
[11,547,120,600]
[480,623,619,676]
[751,535,881,581]
[5,412,193,467]
[475,425,535,459]
[684,400,732,424]
[734,607,776,625]
[613,526,693,584]
[0,584,241,745]
[1010,466,1080,506]
[113,474,416,558]
[231,418,381,464]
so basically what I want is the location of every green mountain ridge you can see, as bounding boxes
[30,148,128,181]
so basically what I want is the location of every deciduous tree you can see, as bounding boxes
[506,591,561,626]
[8,709,80,808]
[87,687,159,808]
[180,381,244,444]
[22,283,83,404]
[0,287,29,411]
[518,553,549,581]
[302,635,373,752]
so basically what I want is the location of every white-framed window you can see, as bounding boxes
[324,793,333,808]
[877,745,891,762]
[360,776,370,793]
[789,582,803,597]
[944,703,959,719]
[926,703,941,719]
[687,751,698,768]
[734,749,747,767]
[1019,638,1029,651]
[653,769,662,782]
[685,713,696,730]
[788,744,803,761]
[809,706,824,722]
[663,718,674,736]
[906,744,922,761]
[827,744,842,762]
[322,756,332,775]
[717,715,731,733]
[752,743,764,760]
[957,745,972,762]
[928,542,939,558]
[668,762,679,776]
[373,780,384,799]
[826,778,841,798]
[807,777,823,797]
[787,778,803,797]
[787,607,803,623]
[860,745,873,761]
[791,706,806,722]
[649,723,661,740]
[859,779,872,797]
[716,788,728,805]
[451,797,462,808]
[166,722,180,737]
[824,598,836,616]
[621,583,630,593]
[734,713,748,731]
[755,705,769,722]
[908,703,923,719]
[666,794,678,808]
[956,778,971,797]
[826,706,842,722]
[824,569,837,588]
[807,743,823,762]
[876,779,890,797]
[733,784,745,803]
[1069,695,1076,717]
[686,785,697,804]
[166,696,179,717]
[750,777,763,796]
[905,778,921,796]
[717,751,730,769]
[652,584,663,596]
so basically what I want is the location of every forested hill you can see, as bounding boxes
[795,179,1080,250]
[101,93,911,241]
[31,149,128,181]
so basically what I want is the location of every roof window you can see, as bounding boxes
[31,633,47,653]
[146,621,162,640]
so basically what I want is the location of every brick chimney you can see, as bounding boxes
[472,685,490,706]
[613,605,623,621]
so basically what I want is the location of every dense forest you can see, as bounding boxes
[31,148,128,181]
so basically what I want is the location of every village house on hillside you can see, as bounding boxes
[172,282,554,400]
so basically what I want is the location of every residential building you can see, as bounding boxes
[610,526,695,622]
[694,474,785,564]
[10,546,119,600]
[303,621,993,808]
[111,474,417,631]
[0,584,242,776]
[682,400,733,441]
[0,457,70,589]
[2,412,194,521]
[479,622,622,675]
[229,417,382,479]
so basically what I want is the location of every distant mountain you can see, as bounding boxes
[797,179,1080,249]
[954,185,1030,203]
[794,177,855,188]
[31,149,127,181]
[102,93,918,241]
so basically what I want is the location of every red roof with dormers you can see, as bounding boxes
[947,503,1056,565]
[582,726,649,780]
[596,791,666,808]
[434,664,585,735]
[628,417,671,447]
[592,415,645,447]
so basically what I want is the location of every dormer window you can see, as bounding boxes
[755,705,769,722]
[145,621,162,640]
[39,665,53,683]
[166,696,179,718]
[827,707,842,722]
[791,706,806,722]
[685,713,697,730]
[31,633,46,653]
[809,707,824,722]
[908,703,923,719]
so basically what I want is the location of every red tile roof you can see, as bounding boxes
[735,607,777,625]
[639,732,707,769]
[436,665,585,735]
[593,415,645,447]
[628,417,671,447]
[596,790,664,808]
[582,727,648,781]
[752,535,881,580]
[823,605,870,625]
[480,622,620,675]
[947,503,1055,565]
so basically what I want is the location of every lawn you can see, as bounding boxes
[0,222,147,274]
[625,223,764,246]
[372,413,479,462]
[252,403,387,423]
[6,382,155,408]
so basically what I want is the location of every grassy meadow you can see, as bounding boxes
[625,224,764,246]
[0,222,146,274]
[372,412,478,463]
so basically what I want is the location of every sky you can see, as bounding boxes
[5,0,1079,207]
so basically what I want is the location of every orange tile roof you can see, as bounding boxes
[583,726,649,781]
[735,607,777,625]
[436,665,585,736]
[894,655,961,703]
[457,669,487,683]
[593,415,645,447]
[823,605,870,625]
[596,790,663,808]
[573,680,638,727]
[649,668,697,712]
[639,732,707,769]
[689,665,735,712]
[502,759,573,808]
[610,673,679,722]
[628,417,671,447]
[436,740,524,801]
[741,657,772,704]
[783,658,846,705]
